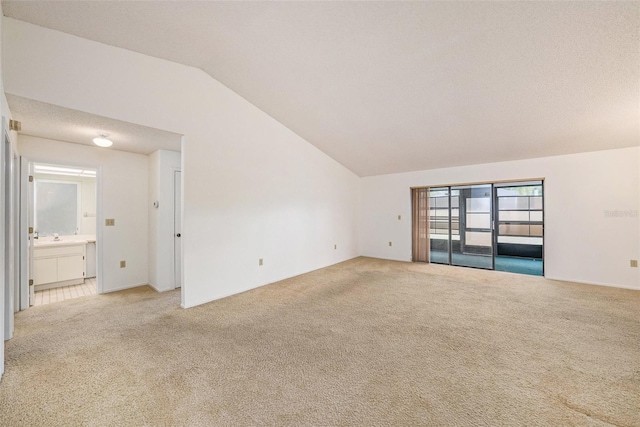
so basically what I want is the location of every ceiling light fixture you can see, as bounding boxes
[93,133,113,148]
[34,164,97,177]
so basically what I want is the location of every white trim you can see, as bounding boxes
[181,256,360,309]
[364,255,638,291]
[544,276,640,291]
[0,117,5,376]
[147,282,161,293]
[101,282,150,294]
[95,165,104,294]
[147,282,174,293]
[18,157,29,310]
[179,136,186,308]
[2,120,16,342]
[360,253,412,263]
[172,167,181,290]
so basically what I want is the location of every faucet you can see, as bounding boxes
[53,233,61,241]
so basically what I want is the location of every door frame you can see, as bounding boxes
[492,180,545,277]
[172,168,182,290]
[19,157,32,309]
[2,120,18,340]
[19,159,104,303]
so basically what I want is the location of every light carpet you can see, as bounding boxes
[0,257,638,426]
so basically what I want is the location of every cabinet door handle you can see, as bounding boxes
[176,233,181,237]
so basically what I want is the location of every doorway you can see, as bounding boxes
[26,162,99,306]
[412,180,544,276]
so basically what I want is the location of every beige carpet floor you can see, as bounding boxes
[0,257,639,426]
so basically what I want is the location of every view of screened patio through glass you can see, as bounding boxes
[495,181,544,276]
[415,180,544,276]
[428,187,454,264]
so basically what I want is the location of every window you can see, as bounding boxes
[35,180,81,236]
[496,184,543,245]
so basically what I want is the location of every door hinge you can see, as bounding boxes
[28,279,33,286]
[28,226,33,234]
[29,175,34,182]
[9,119,21,131]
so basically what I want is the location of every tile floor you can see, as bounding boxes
[33,277,97,306]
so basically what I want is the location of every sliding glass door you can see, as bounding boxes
[494,181,544,276]
[414,180,544,276]
[451,184,493,269]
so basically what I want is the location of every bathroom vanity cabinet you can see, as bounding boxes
[34,241,86,290]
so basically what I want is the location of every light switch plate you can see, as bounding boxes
[631,260,638,268]
[259,258,263,266]
[120,260,126,268]
[105,218,115,226]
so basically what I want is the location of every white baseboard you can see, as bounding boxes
[147,282,175,293]
[182,255,360,309]
[100,282,149,294]
[545,276,640,291]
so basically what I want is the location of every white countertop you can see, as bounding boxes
[34,234,96,247]
[34,239,88,248]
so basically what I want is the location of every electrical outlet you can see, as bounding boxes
[398,215,402,220]
[631,260,638,268]
[105,218,115,226]
[334,244,337,250]
[120,260,126,268]
[259,258,263,266]
[389,241,393,247]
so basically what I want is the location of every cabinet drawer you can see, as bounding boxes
[35,244,85,259]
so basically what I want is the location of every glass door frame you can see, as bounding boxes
[451,183,494,270]
[418,179,545,275]
[492,180,545,277]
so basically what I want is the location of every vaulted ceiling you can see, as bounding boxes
[3,1,639,176]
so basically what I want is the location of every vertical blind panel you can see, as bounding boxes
[412,188,429,262]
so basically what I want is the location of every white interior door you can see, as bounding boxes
[174,170,182,289]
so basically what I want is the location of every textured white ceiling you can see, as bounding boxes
[3,1,638,176]
[6,95,182,155]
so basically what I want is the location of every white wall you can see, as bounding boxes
[361,147,640,290]
[3,18,361,308]
[148,149,181,292]
[18,135,149,293]
[34,172,96,236]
